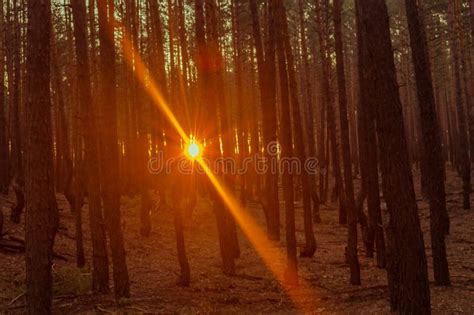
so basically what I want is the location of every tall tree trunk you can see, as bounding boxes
[128,0,153,237]
[24,0,59,312]
[405,0,450,285]
[448,0,471,210]
[333,0,360,285]
[356,0,431,312]
[97,0,130,299]
[72,0,111,283]
[63,8,77,207]
[211,0,240,260]
[354,18,386,265]
[298,0,321,223]
[232,0,247,207]
[8,0,24,224]
[51,26,73,198]
[149,0,190,285]
[263,3,279,237]
[274,0,298,286]
[278,2,316,258]
[248,0,280,240]
[205,0,240,270]
[0,0,8,194]
[465,0,474,163]
[471,0,474,41]
[86,0,110,293]
[314,0,328,205]
[68,17,86,266]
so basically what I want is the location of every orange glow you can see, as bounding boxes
[195,157,315,311]
[185,139,202,159]
[119,28,315,312]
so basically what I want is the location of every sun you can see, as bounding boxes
[185,140,202,159]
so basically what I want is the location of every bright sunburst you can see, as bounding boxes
[186,140,202,159]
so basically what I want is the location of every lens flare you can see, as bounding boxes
[186,141,201,159]
[118,27,317,312]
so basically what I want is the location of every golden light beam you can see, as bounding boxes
[119,28,316,312]
[195,157,315,311]
[121,34,189,143]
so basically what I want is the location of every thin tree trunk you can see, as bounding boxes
[128,0,152,237]
[24,0,59,312]
[298,0,321,224]
[278,2,316,258]
[149,0,190,284]
[333,0,360,285]
[405,0,450,285]
[8,0,24,224]
[97,0,130,299]
[448,0,471,210]
[51,26,72,198]
[356,0,431,312]
[210,0,241,261]
[467,0,474,162]
[274,0,298,286]
[314,0,328,205]
[232,0,247,207]
[209,0,240,265]
[248,0,280,240]
[0,0,8,194]
[72,0,110,292]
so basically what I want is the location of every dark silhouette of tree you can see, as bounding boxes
[448,0,471,210]
[97,0,130,299]
[0,0,8,195]
[24,0,58,312]
[7,0,24,224]
[276,0,316,259]
[404,0,450,286]
[72,0,110,281]
[356,0,431,312]
[274,0,298,286]
[248,0,280,240]
[333,0,360,285]
[298,0,321,224]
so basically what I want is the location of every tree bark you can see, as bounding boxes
[97,0,130,299]
[0,0,8,194]
[314,0,328,206]
[8,0,24,224]
[72,0,111,283]
[333,0,360,285]
[248,0,280,240]
[24,0,59,312]
[405,0,450,285]
[274,0,298,286]
[276,1,316,258]
[467,0,474,162]
[195,0,236,275]
[298,0,321,224]
[448,0,471,210]
[356,0,431,312]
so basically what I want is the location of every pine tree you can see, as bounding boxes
[24,0,58,312]
[404,0,450,285]
[274,0,298,286]
[333,0,360,285]
[0,0,8,194]
[356,0,431,312]
[97,0,130,299]
[71,0,109,286]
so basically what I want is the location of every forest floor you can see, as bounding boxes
[1,168,473,314]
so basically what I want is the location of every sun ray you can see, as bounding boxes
[119,28,316,312]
